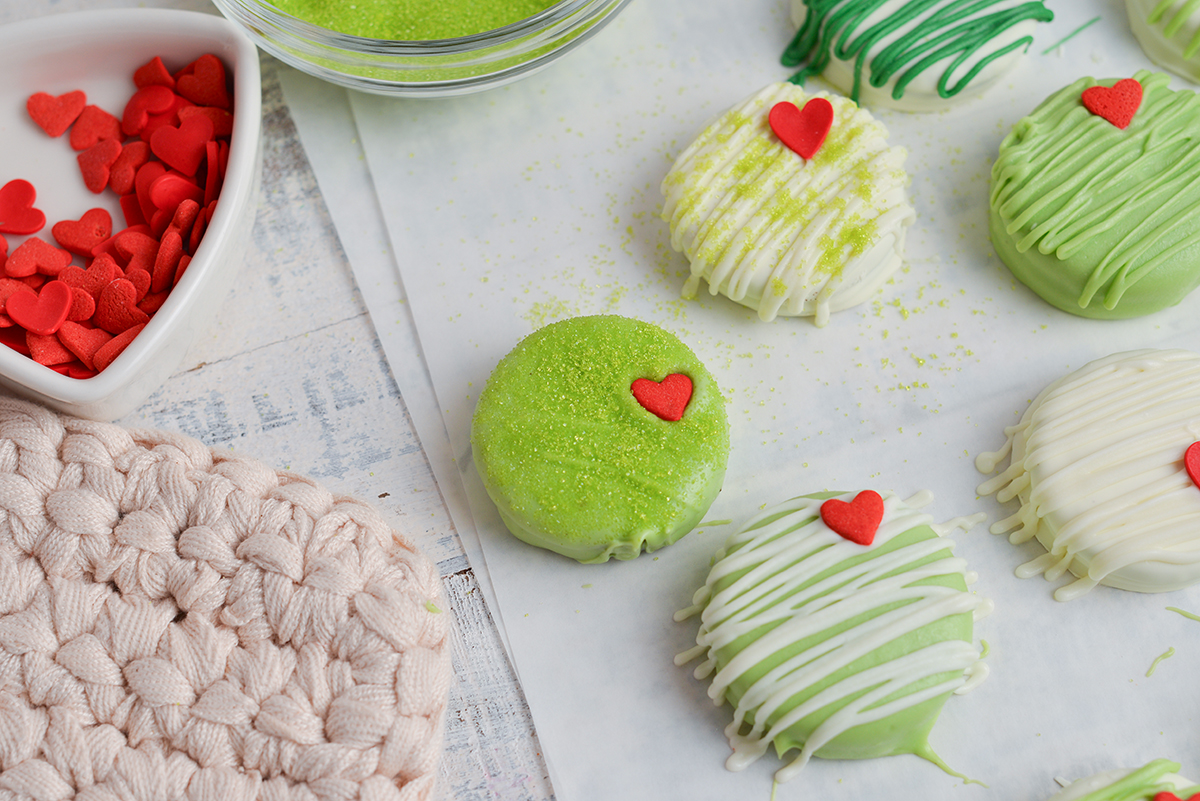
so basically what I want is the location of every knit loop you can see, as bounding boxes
[0,399,449,800]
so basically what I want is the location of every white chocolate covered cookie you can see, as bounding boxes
[977,349,1200,601]
[1127,0,1200,84]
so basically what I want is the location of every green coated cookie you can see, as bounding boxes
[471,315,729,564]
[991,71,1200,319]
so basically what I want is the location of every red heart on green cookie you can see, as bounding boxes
[769,98,834,160]
[1081,78,1142,129]
[821,490,884,546]
[631,373,693,421]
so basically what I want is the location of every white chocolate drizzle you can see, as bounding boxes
[976,349,1200,601]
[677,491,986,782]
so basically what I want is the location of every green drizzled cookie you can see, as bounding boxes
[471,315,729,564]
[783,0,1053,111]
[1047,759,1199,801]
[991,71,1200,319]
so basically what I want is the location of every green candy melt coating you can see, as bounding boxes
[991,70,1200,319]
[471,315,729,564]
[271,0,558,40]
[1050,759,1199,801]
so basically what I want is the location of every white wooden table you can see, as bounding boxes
[2,1,556,798]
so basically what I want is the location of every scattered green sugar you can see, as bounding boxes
[274,0,559,39]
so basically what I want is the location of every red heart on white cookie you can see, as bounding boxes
[1185,442,1200,489]
[820,490,884,546]
[769,98,834,160]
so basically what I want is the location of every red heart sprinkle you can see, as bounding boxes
[66,285,96,322]
[77,138,123,194]
[134,161,167,225]
[1153,793,1200,801]
[769,97,834,160]
[121,85,178,137]
[175,54,230,109]
[179,105,234,139]
[6,237,71,278]
[1081,78,1143,129]
[152,231,183,293]
[0,179,46,235]
[134,56,176,91]
[631,373,693,421]
[27,331,75,366]
[27,90,86,138]
[57,320,113,371]
[52,208,112,257]
[93,323,145,371]
[0,279,36,314]
[1185,442,1200,489]
[124,267,152,302]
[7,280,73,336]
[95,278,150,334]
[149,172,204,211]
[150,113,214,176]
[69,104,123,152]
[820,490,885,546]
[59,252,121,300]
[109,141,151,197]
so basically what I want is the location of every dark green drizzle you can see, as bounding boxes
[782,0,1054,103]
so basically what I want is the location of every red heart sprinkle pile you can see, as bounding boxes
[769,97,834,160]
[1154,792,1200,801]
[631,373,693,421]
[1081,78,1143,129]
[820,490,885,546]
[2,51,236,377]
[1185,442,1200,489]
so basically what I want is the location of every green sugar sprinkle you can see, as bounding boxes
[1041,16,1101,54]
[424,600,443,614]
[273,0,559,39]
[1145,646,1175,677]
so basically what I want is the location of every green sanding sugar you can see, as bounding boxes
[275,0,561,39]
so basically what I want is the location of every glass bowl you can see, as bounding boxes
[210,0,634,97]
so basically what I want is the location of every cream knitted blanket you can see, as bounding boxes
[0,398,450,801]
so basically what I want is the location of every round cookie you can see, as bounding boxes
[1046,759,1198,801]
[471,315,729,564]
[976,349,1200,601]
[1127,0,1200,84]
[782,0,1054,112]
[990,71,1200,319]
[675,489,989,782]
[661,83,914,326]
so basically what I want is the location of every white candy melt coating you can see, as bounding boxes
[1127,0,1200,83]
[790,0,1041,112]
[676,491,987,782]
[661,83,913,326]
[1047,767,1197,801]
[976,349,1200,602]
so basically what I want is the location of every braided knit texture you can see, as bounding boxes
[0,398,451,801]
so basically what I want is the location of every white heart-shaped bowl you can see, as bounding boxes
[0,9,261,421]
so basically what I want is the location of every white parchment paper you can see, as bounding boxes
[292,0,1200,797]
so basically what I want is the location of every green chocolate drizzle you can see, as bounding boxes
[782,0,1053,103]
[1067,759,1199,801]
[1150,0,1200,59]
[991,71,1200,316]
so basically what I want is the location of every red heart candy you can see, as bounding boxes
[52,208,113,257]
[139,94,194,144]
[1185,442,1200,489]
[1081,78,1143,129]
[57,320,113,371]
[6,237,71,278]
[0,179,46,235]
[121,85,178,137]
[1154,793,1200,801]
[149,172,204,212]
[7,280,73,336]
[179,105,234,138]
[95,278,150,334]
[27,90,86,138]
[150,113,214,176]
[77,138,123,194]
[134,161,167,226]
[59,252,120,300]
[119,194,147,228]
[124,266,152,302]
[115,229,160,274]
[152,231,183,293]
[820,490,885,546]
[134,56,176,91]
[203,139,222,207]
[27,331,75,366]
[769,98,834,160]
[631,373,693,421]
[0,279,36,314]
[69,104,122,152]
[93,323,145,372]
[110,141,151,197]
[175,54,230,109]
